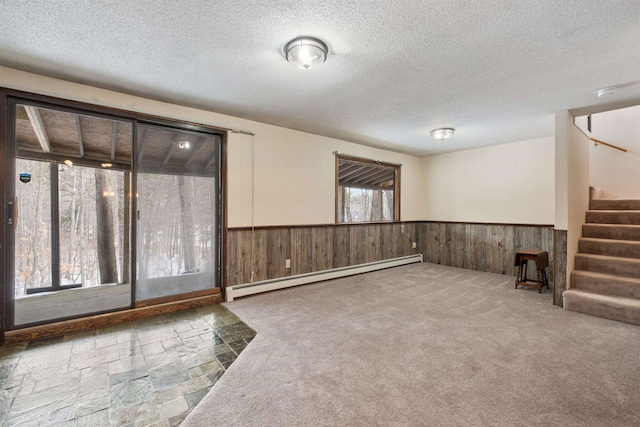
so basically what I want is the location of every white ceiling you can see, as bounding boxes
[1,0,639,156]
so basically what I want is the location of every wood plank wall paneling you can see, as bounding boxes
[312,227,333,272]
[227,223,420,286]
[334,226,350,268]
[422,222,555,280]
[291,227,311,276]
[227,229,250,286]
[553,230,568,307]
[226,222,567,307]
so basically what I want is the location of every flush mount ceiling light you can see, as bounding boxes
[596,86,617,98]
[430,128,455,141]
[177,141,191,149]
[285,36,328,70]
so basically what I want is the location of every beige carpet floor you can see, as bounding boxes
[182,263,640,426]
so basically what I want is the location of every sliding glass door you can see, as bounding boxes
[135,124,220,301]
[4,93,224,330]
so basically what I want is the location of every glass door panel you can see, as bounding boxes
[14,159,53,295]
[136,124,219,301]
[58,165,126,288]
[11,102,133,327]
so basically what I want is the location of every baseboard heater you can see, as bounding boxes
[225,254,423,302]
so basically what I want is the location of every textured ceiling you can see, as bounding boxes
[1,0,639,156]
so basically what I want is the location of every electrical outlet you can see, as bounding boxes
[412,242,417,249]
[285,259,291,268]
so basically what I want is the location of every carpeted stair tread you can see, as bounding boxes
[578,237,640,258]
[572,194,640,326]
[590,198,640,211]
[582,223,640,241]
[585,210,640,225]
[571,270,640,299]
[563,289,640,326]
[574,253,640,278]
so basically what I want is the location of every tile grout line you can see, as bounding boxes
[0,304,256,426]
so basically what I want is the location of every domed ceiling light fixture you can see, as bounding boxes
[596,86,617,98]
[285,36,328,70]
[431,128,455,141]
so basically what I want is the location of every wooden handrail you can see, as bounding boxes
[589,137,627,153]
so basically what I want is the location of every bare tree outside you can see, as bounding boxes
[383,189,394,220]
[14,159,127,296]
[370,189,382,221]
[14,160,52,294]
[136,170,216,300]
[95,168,118,284]
[336,156,398,223]
[178,175,196,272]
[337,186,395,222]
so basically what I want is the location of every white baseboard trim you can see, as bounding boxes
[225,254,423,302]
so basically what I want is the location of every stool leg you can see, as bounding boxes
[536,268,543,293]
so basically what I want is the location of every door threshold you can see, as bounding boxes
[3,293,221,345]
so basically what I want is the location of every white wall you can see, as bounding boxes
[421,137,555,225]
[556,111,589,278]
[555,112,569,231]
[0,67,422,227]
[588,105,640,198]
[229,127,422,226]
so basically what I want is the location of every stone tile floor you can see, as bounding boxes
[0,304,256,426]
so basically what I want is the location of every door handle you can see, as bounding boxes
[8,197,18,229]
[14,196,18,230]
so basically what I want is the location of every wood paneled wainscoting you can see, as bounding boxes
[227,222,422,287]
[420,222,566,307]
[226,222,567,307]
[553,229,567,307]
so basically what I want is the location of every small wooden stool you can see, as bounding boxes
[514,250,549,293]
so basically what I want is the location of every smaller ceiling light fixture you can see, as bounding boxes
[101,162,113,168]
[64,159,74,167]
[285,36,328,70]
[596,86,617,98]
[178,141,191,149]
[430,128,455,141]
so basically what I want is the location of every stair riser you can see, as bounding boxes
[582,225,640,241]
[564,292,640,326]
[586,211,640,225]
[570,273,640,299]
[574,255,640,279]
[578,239,640,259]
[590,199,640,210]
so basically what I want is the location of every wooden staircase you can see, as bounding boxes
[563,188,640,325]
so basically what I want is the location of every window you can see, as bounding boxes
[336,154,400,223]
